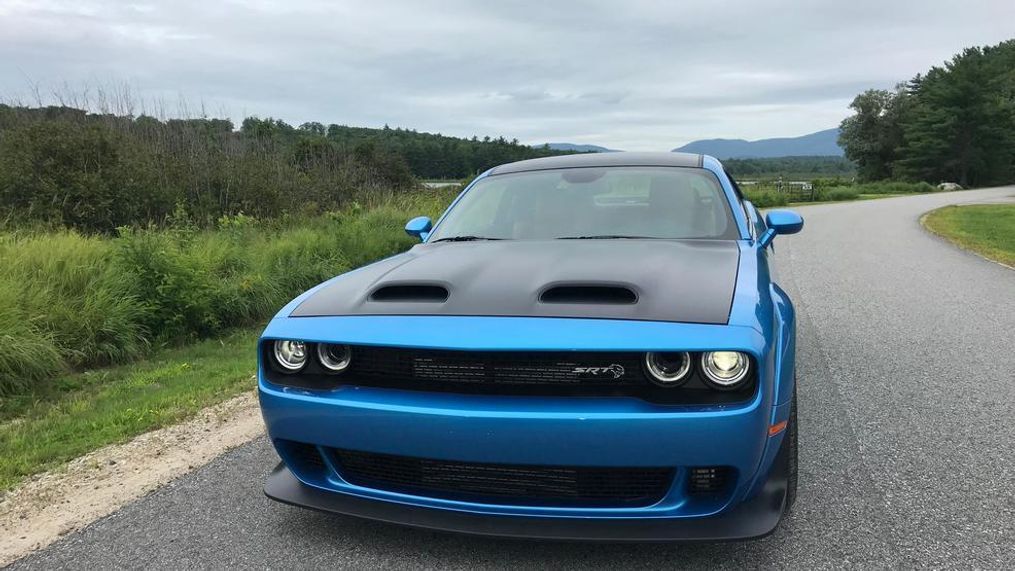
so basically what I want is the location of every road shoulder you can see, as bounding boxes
[0,390,263,566]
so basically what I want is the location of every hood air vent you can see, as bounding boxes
[539,285,637,305]
[370,284,449,303]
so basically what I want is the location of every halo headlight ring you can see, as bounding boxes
[317,343,352,373]
[700,351,750,390]
[272,339,308,373]
[643,352,692,387]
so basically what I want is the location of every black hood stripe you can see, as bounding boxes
[291,240,739,325]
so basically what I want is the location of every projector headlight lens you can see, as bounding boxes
[317,343,352,373]
[644,352,691,386]
[273,340,308,372]
[701,351,750,388]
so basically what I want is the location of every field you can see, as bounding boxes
[745,180,941,207]
[923,204,1015,267]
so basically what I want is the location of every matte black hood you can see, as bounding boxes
[291,240,740,324]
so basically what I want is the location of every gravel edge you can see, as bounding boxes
[0,387,264,566]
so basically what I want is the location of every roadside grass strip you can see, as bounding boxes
[923,204,1015,268]
[0,329,259,492]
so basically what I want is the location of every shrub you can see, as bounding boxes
[113,229,222,340]
[745,189,788,208]
[815,187,860,201]
[853,181,936,195]
[0,191,454,395]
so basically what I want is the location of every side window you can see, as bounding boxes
[724,169,755,236]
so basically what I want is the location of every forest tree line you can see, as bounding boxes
[0,105,565,233]
[722,156,855,179]
[838,39,1015,187]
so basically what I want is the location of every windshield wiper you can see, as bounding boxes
[556,235,655,240]
[431,235,503,242]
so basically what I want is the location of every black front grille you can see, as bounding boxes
[262,344,756,405]
[353,347,646,387]
[334,448,674,507]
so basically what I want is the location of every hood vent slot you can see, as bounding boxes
[540,285,637,305]
[370,284,449,303]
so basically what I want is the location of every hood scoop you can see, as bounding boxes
[370,284,449,303]
[292,240,740,324]
[539,285,637,305]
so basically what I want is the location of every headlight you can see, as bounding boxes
[317,343,352,373]
[273,340,308,372]
[700,351,750,388]
[644,352,691,386]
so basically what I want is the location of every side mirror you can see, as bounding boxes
[759,210,804,248]
[404,216,432,241]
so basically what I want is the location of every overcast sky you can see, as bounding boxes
[1,0,1012,150]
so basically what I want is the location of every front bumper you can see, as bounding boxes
[263,429,789,541]
[258,315,790,540]
[260,379,788,539]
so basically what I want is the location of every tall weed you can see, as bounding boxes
[0,192,453,394]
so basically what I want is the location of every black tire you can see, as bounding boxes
[784,380,798,513]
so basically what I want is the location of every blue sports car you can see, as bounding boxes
[259,152,804,540]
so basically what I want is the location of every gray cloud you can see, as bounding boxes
[1,0,1012,150]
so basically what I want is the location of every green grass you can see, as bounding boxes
[923,204,1015,267]
[0,189,455,396]
[0,329,258,492]
[0,190,456,490]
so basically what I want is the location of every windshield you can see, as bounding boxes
[428,166,739,241]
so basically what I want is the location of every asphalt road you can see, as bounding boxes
[12,187,1015,569]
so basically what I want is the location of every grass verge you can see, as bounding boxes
[0,190,455,396]
[0,329,258,492]
[0,190,456,492]
[922,204,1015,267]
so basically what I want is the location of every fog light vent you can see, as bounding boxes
[688,466,729,494]
[282,440,326,471]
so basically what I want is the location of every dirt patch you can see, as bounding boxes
[0,389,264,566]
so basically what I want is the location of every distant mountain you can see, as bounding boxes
[535,143,619,153]
[672,128,842,159]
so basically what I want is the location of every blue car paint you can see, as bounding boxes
[258,155,800,534]
[403,216,433,240]
[261,379,765,518]
[765,210,805,236]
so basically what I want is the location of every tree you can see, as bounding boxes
[838,88,909,181]
[838,39,1015,187]
[894,42,1015,186]
[298,121,326,135]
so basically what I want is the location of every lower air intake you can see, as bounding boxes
[333,448,674,507]
[281,440,327,472]
[688,466,731,494]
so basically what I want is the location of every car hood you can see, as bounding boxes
[290,240,740,324]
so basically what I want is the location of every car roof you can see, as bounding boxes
[488,151,705,176]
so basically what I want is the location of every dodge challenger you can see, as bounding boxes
[259,152,804,540]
